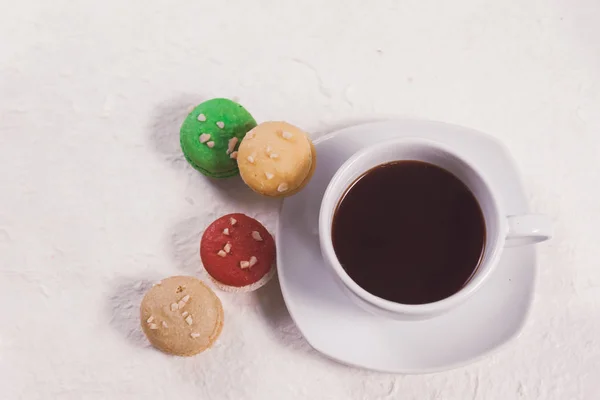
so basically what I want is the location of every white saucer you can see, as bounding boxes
[276,120,537,374]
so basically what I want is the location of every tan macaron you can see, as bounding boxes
[237,121,316,197]
[140,276,224,356]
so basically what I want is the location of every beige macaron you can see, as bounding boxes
[237,121,316,197]
[140,276,224,356]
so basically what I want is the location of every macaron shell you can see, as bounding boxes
[237,121,315,197]
[181,150,240,179]
[180,98,257,178]
[209,263,276,293]
[200,213,276,288]
[140,276,224,357]
[248,140,316,197]
[277,140,316,197]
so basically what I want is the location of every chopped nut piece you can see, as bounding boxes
[230,218,237,226]
[240,261,250,269]
[265,172,274,180]
[223,228,230,235]
[269,153,279,159]
[149,323,158,330]
[223,242,232,253]
[197,114,207,122]
[277,182,289,192]
[217,250,227,257]
[226,137,239,155]
[162,321,168,328]
[199,133,211,143]
[216,121,225,129]
[146,316,154,323]
[182,311,189,318]
[170,303,179,311]
[249,256,258,267]
[282,131,293,139]
[230,151,238,159]
[251,231,263,241]
[190,332,201,338]
[206,141,215,148]
[185,316,193,325]
[247,155,255,163]
[181,295,190,303]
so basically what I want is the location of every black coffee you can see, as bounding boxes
[332,161,485,305]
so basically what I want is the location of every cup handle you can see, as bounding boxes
[505,214,552,247]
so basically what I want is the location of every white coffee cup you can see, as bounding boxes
[319,137,552,320]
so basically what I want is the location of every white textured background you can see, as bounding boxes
[1,0,599,399]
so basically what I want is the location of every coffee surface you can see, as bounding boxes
[332,161,485,304]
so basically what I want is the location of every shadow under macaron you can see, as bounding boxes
[147,94,205,171]
[107,276,157,349]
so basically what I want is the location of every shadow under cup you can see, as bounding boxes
[319,138,505,316]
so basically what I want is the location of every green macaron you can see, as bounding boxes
[180,98,257,178]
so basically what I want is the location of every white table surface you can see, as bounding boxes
[1,1,599,399]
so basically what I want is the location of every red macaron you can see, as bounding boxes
[200,213,276,291]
